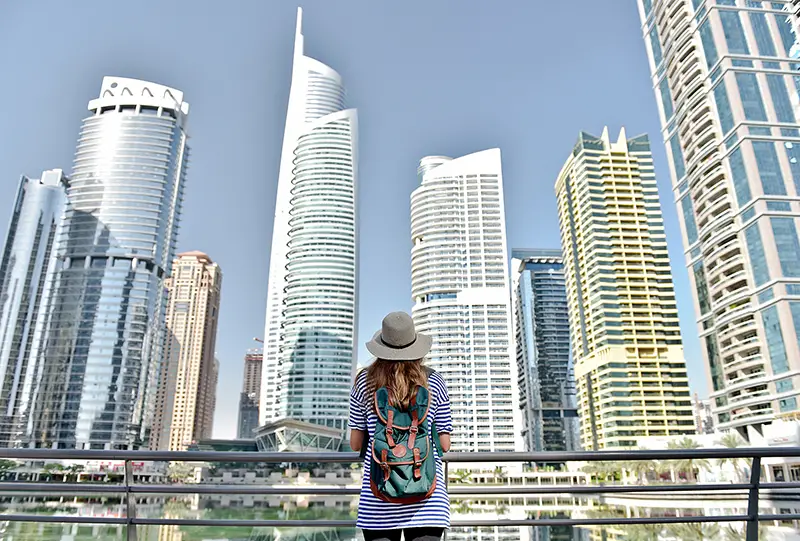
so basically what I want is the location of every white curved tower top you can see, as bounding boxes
[410,149,523,453]
[89,77,189,126]
[260,8,358,445]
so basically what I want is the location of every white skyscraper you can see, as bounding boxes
[259,8,358,451]
[410,149,522,453]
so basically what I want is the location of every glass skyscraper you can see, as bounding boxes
[30,77,189,449]
[639,0,800,435]
[411,149,523,453]
[259,8,358,451]
[511,249,580,453]
[0,170,68,448]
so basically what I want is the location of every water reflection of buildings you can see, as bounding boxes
[0,493,797,541]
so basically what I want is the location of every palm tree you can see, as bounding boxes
[64,464,84,482]
[492,466,507,484]
[666,522,721,541]
[167,461,196,483]
[717,432,747,481]
[667,437,710,482]
[620,523,664,540]
[449,469,473,484]
[625,459,656,485]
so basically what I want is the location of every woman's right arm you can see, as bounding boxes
[349,379,367,452]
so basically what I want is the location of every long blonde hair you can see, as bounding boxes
[365,358,428,410]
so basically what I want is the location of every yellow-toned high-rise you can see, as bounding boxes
[555,128,696,450]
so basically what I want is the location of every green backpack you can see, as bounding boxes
[369,384,443,503]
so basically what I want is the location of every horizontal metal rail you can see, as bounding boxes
[0,448,795,539]
[0,446,798,462]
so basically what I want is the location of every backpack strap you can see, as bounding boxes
[386,409,396,447]
[408,391,420,449]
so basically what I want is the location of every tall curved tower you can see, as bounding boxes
[638,0,800,436]
[32,77,189,449]
[259,8,358,450]
[410,149,522,453]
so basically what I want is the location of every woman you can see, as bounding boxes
[349,311,452,541]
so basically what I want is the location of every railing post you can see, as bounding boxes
[443,459,449,541]
[124,459,137,541]
[746,455,761,541]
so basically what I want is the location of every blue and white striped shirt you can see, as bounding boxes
[349,368,453,530]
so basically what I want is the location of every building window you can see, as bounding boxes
[749,11,777,57]
[771,217,800,277]
[791,302,800,360]
[729,148,753,206]
[762,305,789,375]
[746,223,770,286]
[779,397,798,413]
[681,195,698,244]
[774,13,795,55]
[736,72,767,121]
[659,78,674,119]
[742,207,756,221]
[706,335,722,392]
[753,141,787,195]
[767,75,795,123]
[767,201,792,211]
[777,378,794,393]
[714,81,735,134]
[649,25,662,66]
[700,20,719,69]
[670,134,686,179]
[784,142,800,196]
[719,10,750,54]
[758,288,775,303]
[694,262,711,315]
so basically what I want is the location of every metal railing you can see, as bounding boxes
[0,447,796,540]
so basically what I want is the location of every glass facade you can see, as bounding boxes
[511,249,579,453]
[639,0,800,433]
[0,171,68,448]
[29,78,189,449]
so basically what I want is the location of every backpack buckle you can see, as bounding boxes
[412,448,422,479]
[409,425,418,434]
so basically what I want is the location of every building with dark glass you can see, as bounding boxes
[511,249,579,453]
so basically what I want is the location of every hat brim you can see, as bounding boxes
[365,330,432,361]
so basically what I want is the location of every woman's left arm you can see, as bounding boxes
[350,429,366,452]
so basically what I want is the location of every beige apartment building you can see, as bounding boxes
[151,251,222,451]
[555,128,696,450]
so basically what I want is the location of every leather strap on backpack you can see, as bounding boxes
[386,410,396,447]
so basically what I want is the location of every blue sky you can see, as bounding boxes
[0,0,707,439]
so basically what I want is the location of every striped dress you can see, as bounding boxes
[349,368,453,530]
